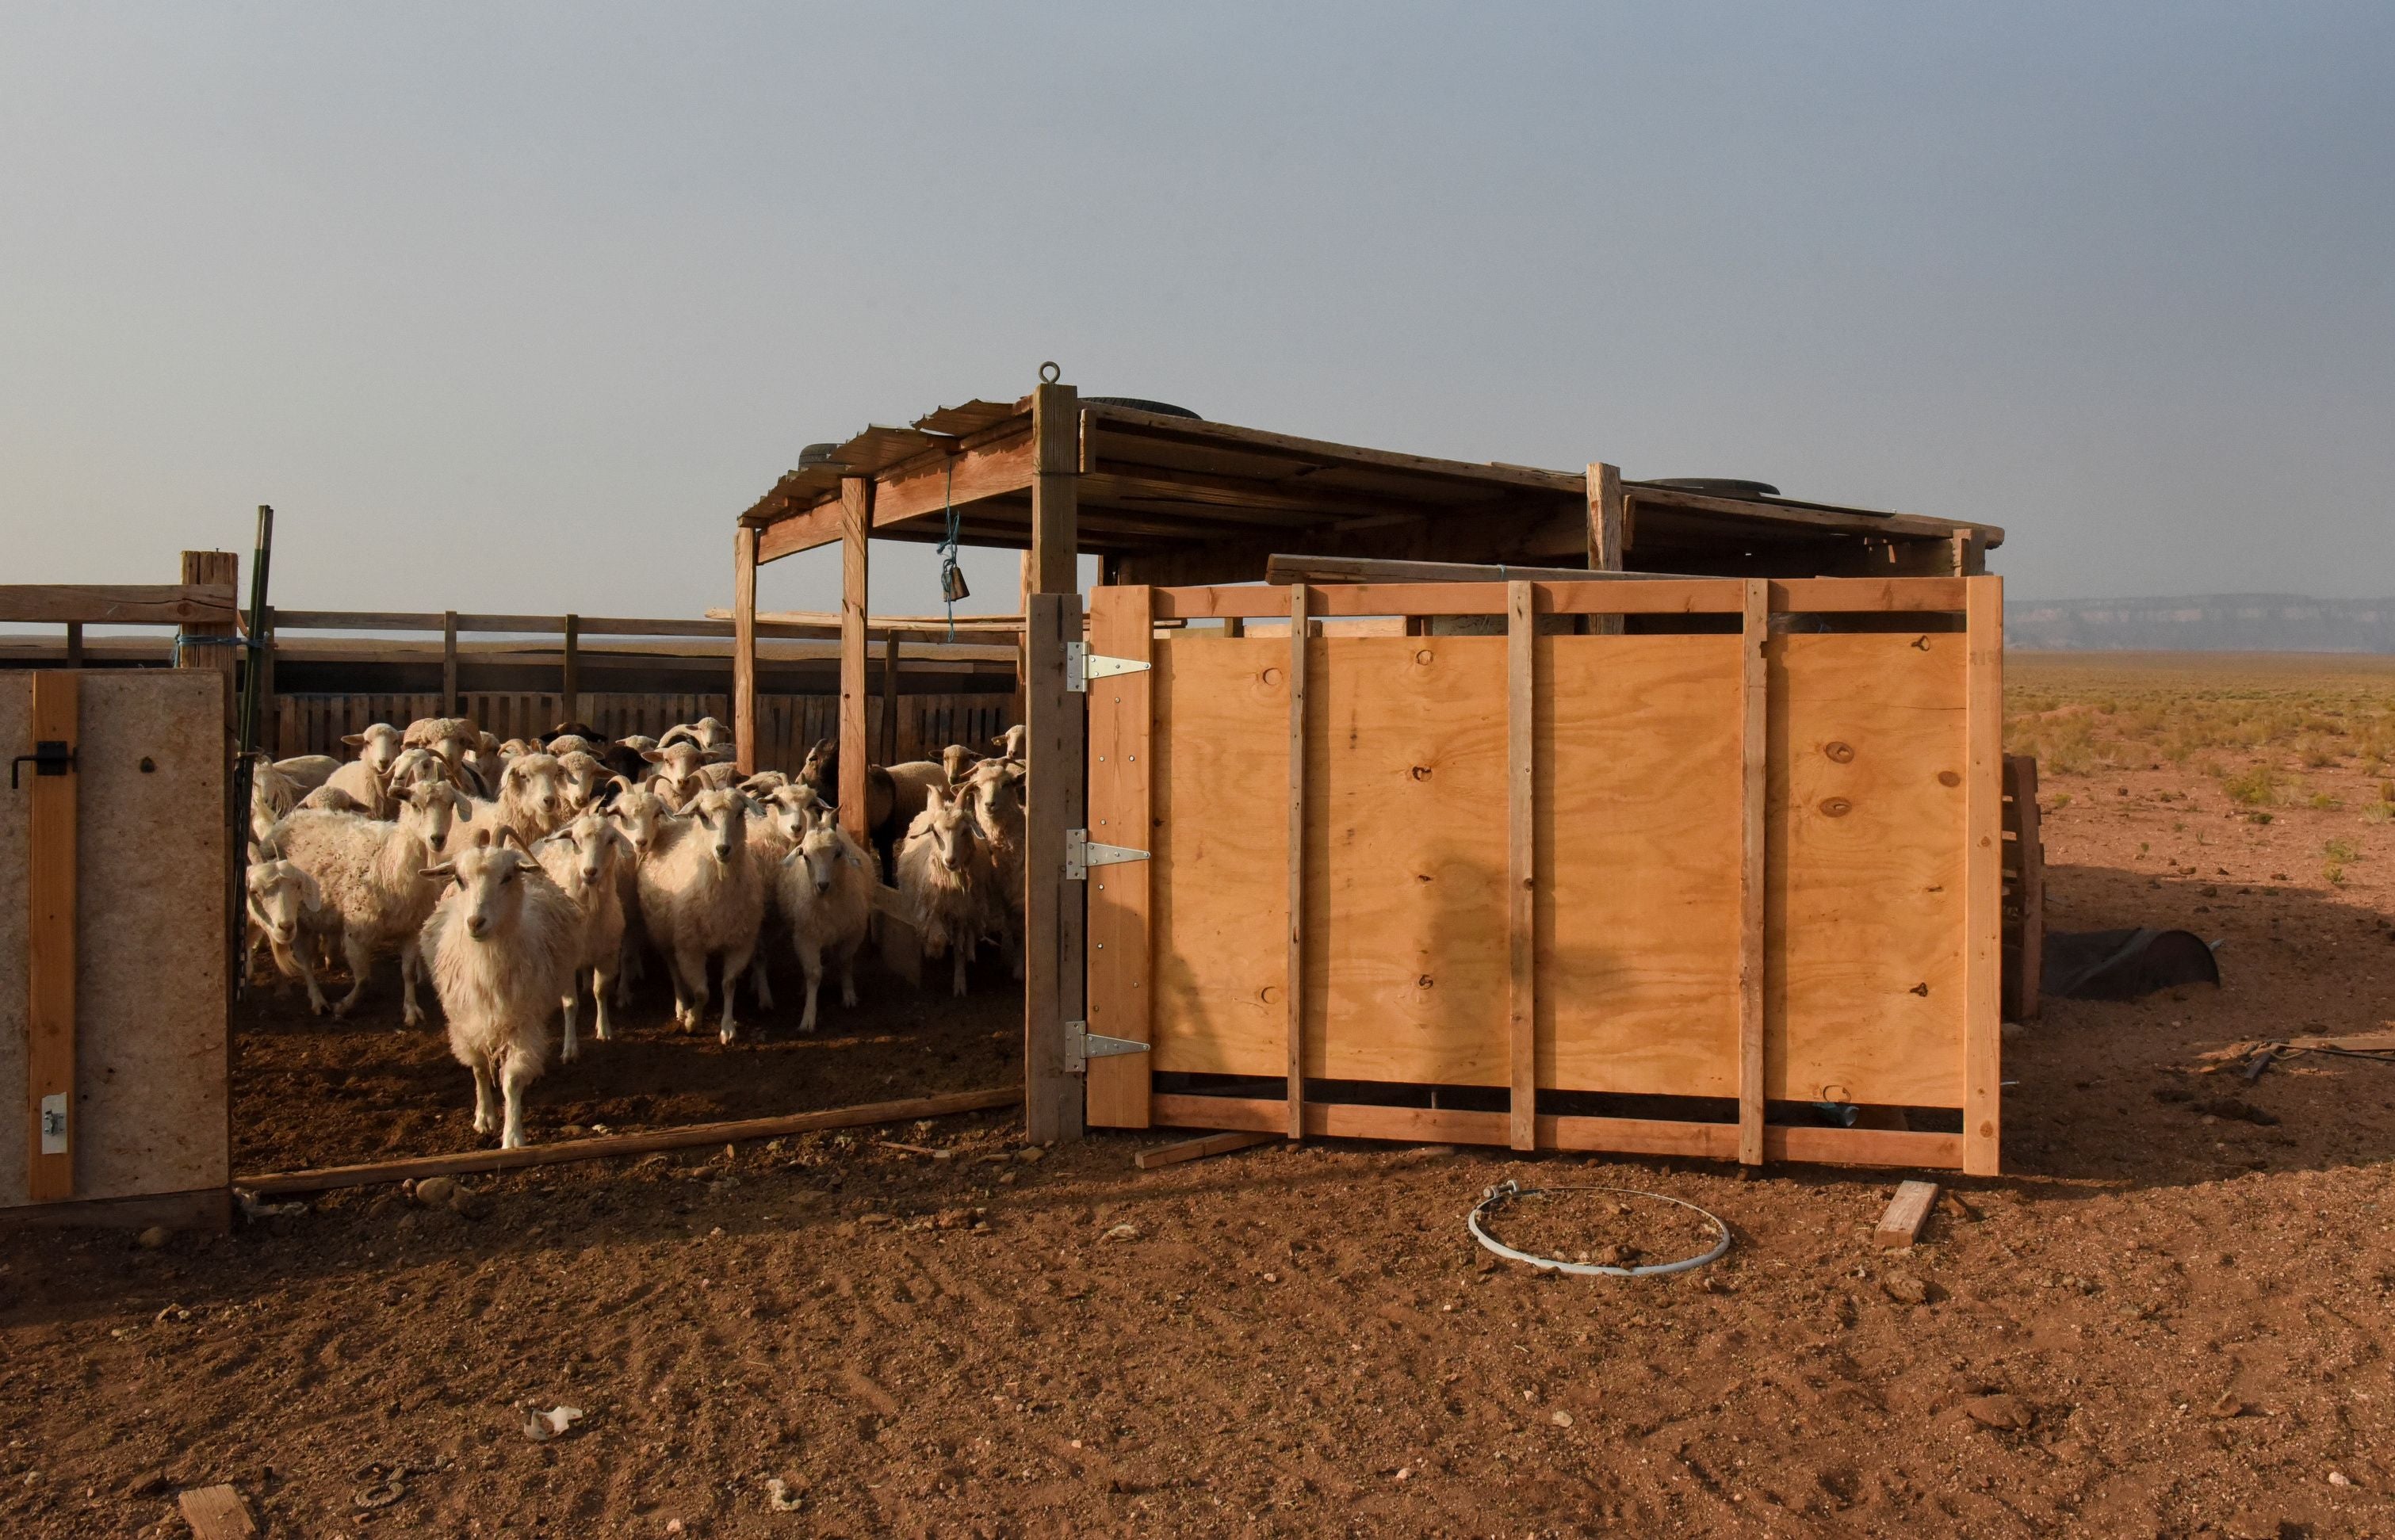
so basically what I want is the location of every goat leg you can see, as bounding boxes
[717,941,755,1046]
[469,1057,498,1137]
[399,938,427,1028]
[558,976,581,1064]
[331,934,375,1018]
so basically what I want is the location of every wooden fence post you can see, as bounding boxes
[1023,376,1083,1144]
[1587,462,1626,636]
[1285,582,1310,1141]
[1737,579,1769,1166]
[441,610,458,716]
[837,478,873,844]
[881,631,901,764]
[732,526,758,776]
[1085,584,1154,1128]
[1505,580,1536,1150]
[560,613,580,728]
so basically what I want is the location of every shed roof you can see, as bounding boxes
[739,394,2003,578]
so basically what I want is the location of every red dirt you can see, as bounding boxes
[10,756,2395,1537]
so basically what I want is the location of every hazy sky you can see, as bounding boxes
[5,3,2390,616]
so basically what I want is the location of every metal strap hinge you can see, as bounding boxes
[1065,1020,1150,1075]
[1065,827,1150,881]
[1065,640,1150,693]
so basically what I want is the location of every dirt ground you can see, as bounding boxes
[10,652,2395,1538]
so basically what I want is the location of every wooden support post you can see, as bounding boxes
[732,525,758,776]
[1506,580,1537,1151]
[2005,755,2044,1020]
[1962,575,2004,1175]
[441,610,459,715]
[837,477,873,844]
[1285,582,1310,1142]
[1874,1179,1940,1249]
[560,613,580,727]
[1221,616,1243,639]
[1012,550,1032,729]
[880,631,901,765]
[1030,381,1079,594]
[1951,529,1988,576]
[25,671,78,1202]
[63,622,82,669]
[1085,584,1154,1129]
[1587,462,1627,636]
[1737,579,1769,1166]
[180,550,240,1051]
[1023,593,1086,1144]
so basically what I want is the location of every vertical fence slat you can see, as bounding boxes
[1085,585,1154,1129]
[1506,581,1537,1151]
[1963,575,2004,1175]
[1284,583,1310,1142]
[1737,580,1769,1167]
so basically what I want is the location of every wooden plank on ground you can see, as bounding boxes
[1285,583,1310,1141]
[237,1087,1021,1196]
[1085,584,1154,1129]
[1962,576,2004,1175]
[176,1485,258,1539]
[1875,1179,1941,1248]
[1506,580,1536,1149]
[1134,1130,1272,1170]
[1738,579,1768,1166]
[25,671,78,1203]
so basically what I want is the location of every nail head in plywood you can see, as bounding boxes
[1874,1179,1941,1249]
[25,671,78,1202]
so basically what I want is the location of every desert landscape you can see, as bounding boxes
[1,652,2389,1538]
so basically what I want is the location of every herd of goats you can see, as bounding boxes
[240,714,1027,1148]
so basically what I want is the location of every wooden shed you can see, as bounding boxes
[729,375,2010,1171]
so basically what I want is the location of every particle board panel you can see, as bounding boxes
[2,671,227,1209]
[1536,636,1745,1095]
[1768,632,1968,1108]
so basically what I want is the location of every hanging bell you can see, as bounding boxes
[939,562,970,604]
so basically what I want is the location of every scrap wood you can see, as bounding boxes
[2196,1032,2395,1076]
[1874,1180,1941,1250]
[1135,1130,1274,1171]
[177,1485,258,1539]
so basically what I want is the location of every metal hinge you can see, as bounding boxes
[1065,827,1150,881]
[1065,641,1150,693]
[1065,1020,1150,1075]
[38,1093,67,1155]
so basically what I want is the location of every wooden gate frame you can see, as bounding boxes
[1081,574,2003,1175]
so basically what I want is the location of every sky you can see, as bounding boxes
[3,2,2390,616]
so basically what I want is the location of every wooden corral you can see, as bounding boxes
[2,578,235,1230]
[729,375,2014,1158]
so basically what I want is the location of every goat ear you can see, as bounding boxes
[341,733,365,747]
[295,868,325,912]
[641,749,665,764]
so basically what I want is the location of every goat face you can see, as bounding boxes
[426,841,535,941]
[342,723,405,778]
[683,788,751,866]
[545,808,621,890]
[797,738,836,793]
[245,860,320,947]
[607,787,668,858]
[503,754,568,823]
[919,787,977,874]
[554,751,606,811]
[399,780,469,850]
[794,809,846,896]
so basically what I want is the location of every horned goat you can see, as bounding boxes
[418,832,580,1149]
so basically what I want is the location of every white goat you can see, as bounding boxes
[660,717,733,755]
[897,785,989,998]
[533,809,629,1061]
[641,741,710,810]
[964,758,1027,981]
[740,782,822,1010]
[554,749,608,813]
[272,754,341,793]
[244,858,332,1009]
[404,717,488,795]
[775,804,876,1034]
[635,786,764,1044]
[418,834,580,1149]
[446,752,571,854]
[271,780,472,1023]
[602,779,671,1005]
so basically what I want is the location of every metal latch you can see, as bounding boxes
[1065,827,1150,881]
[1065,1020,1150,1075]
[9,739,72,789]
[38,1093,67,1156]
[1065,641,1150,693]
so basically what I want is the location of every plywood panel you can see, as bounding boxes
[1148,638,1292,1076]
[1539,636,1744,1095]
[2,672,226,1209]
[1769,633,1968,1106]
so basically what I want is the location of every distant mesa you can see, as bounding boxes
[2007,594,2395,652]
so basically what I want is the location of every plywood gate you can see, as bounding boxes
[2,671,230,1221]
[1084,576,2002,1174]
